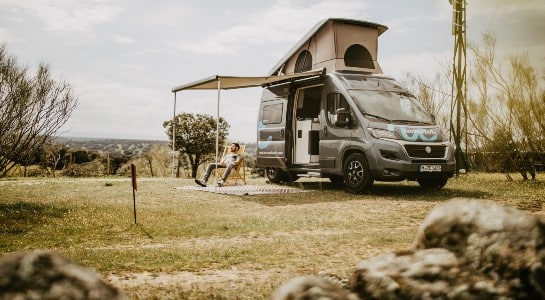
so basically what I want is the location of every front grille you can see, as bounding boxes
[404,145,446,159]
[412,159,448,164]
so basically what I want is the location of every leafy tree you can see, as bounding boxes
[146,144,173,177]
[108,153,131,175]
[163,113,229,178]
[0,44,78,177]
[36,138,68,177]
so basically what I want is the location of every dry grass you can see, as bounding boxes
[1,173,544,299]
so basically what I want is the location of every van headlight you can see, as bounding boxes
[367,128,400,140]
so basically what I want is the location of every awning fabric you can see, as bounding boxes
[171,68,324,92]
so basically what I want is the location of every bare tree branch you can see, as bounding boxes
[0,44,78,177]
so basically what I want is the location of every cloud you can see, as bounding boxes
[469,0,545,18]
[0,27,10,42]
[2,0,121,33]
[381,50,451,80]
[62,79,171,139]
[114,35,134,45]
[175,0,369,55]
[174,39,236,55]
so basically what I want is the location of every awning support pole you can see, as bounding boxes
[171,92,177,178]
[214,79,221,182]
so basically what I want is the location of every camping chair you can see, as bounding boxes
[215,144,246,185]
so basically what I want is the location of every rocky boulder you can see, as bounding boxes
[0,250,123,300]
[273,198,545,299]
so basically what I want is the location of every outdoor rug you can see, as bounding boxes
[175,184,311,195]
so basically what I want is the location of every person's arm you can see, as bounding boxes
[233,154,242,166]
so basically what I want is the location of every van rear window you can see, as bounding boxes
[262,103,283,124]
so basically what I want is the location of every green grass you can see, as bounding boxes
[1,174,544,299]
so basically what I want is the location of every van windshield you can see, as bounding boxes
[348,90,434,125]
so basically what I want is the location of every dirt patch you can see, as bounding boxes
[102,230,353,292]
[107,267,276,288]
[89,229,353,251]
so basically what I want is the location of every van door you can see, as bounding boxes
[319,93,355,172]
[293,85,323,165]
[257,98,287,169]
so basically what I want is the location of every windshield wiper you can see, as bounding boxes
[362,113,391,123]
[391,119,433,125]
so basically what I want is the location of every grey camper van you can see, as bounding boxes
[256,19,456,192]
[170,18,456,192]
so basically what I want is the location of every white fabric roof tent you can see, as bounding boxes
[170,69,325,178]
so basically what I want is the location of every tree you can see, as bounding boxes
[163,113,229,178]
[0,44,78,177]
[36,138,68,177]
[466,32,545,174]
[403,32,545,175]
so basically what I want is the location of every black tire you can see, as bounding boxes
[417,177,449,189]
[328,175,344,184]
[343,153,373,193]
[266,167,284,183]
[283,172,299,183]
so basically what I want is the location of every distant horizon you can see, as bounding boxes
[55,135,256,144]
[55,135,169,142]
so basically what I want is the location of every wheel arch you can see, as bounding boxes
[341,147,368,170]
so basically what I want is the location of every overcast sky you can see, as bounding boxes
[1,0,544,142]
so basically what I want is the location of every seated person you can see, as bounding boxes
[195,143,242,187]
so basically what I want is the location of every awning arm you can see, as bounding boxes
[171,68,325,93]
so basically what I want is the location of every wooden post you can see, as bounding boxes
[106,153,110,175]
[131,163,137,224]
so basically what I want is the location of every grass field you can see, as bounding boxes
[1,173,544,299]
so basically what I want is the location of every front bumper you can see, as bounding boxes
[366,139,456,181]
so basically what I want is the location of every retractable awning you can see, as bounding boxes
[171,68,325,92]
[169,68,325,178]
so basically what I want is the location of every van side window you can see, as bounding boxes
[294,50,312,73]
[326,93,350,125]
[262,103,283,124]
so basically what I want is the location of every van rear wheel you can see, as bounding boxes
[343,153,373,193]
[266,167,284,183]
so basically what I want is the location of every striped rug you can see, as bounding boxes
[175,184,310,195]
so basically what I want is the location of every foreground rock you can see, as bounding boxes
[273,198,545,299]
[410,198,545,298]
[0,250,123,300]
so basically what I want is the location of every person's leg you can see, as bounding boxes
[221,163,235,182]
[196,163,221,187]
[203,163,221,182]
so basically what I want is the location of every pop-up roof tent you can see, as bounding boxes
[268,18,387,76]
[170,18,388,176]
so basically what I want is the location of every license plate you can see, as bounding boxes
[419,165,441,172]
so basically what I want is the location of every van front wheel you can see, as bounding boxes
[343,153,373,193]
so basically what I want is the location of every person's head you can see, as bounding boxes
[230,143,240,152]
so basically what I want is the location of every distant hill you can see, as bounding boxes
[54,137,168,156]
[54,137,257,157]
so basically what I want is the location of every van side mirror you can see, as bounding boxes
[335,108,352,127]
